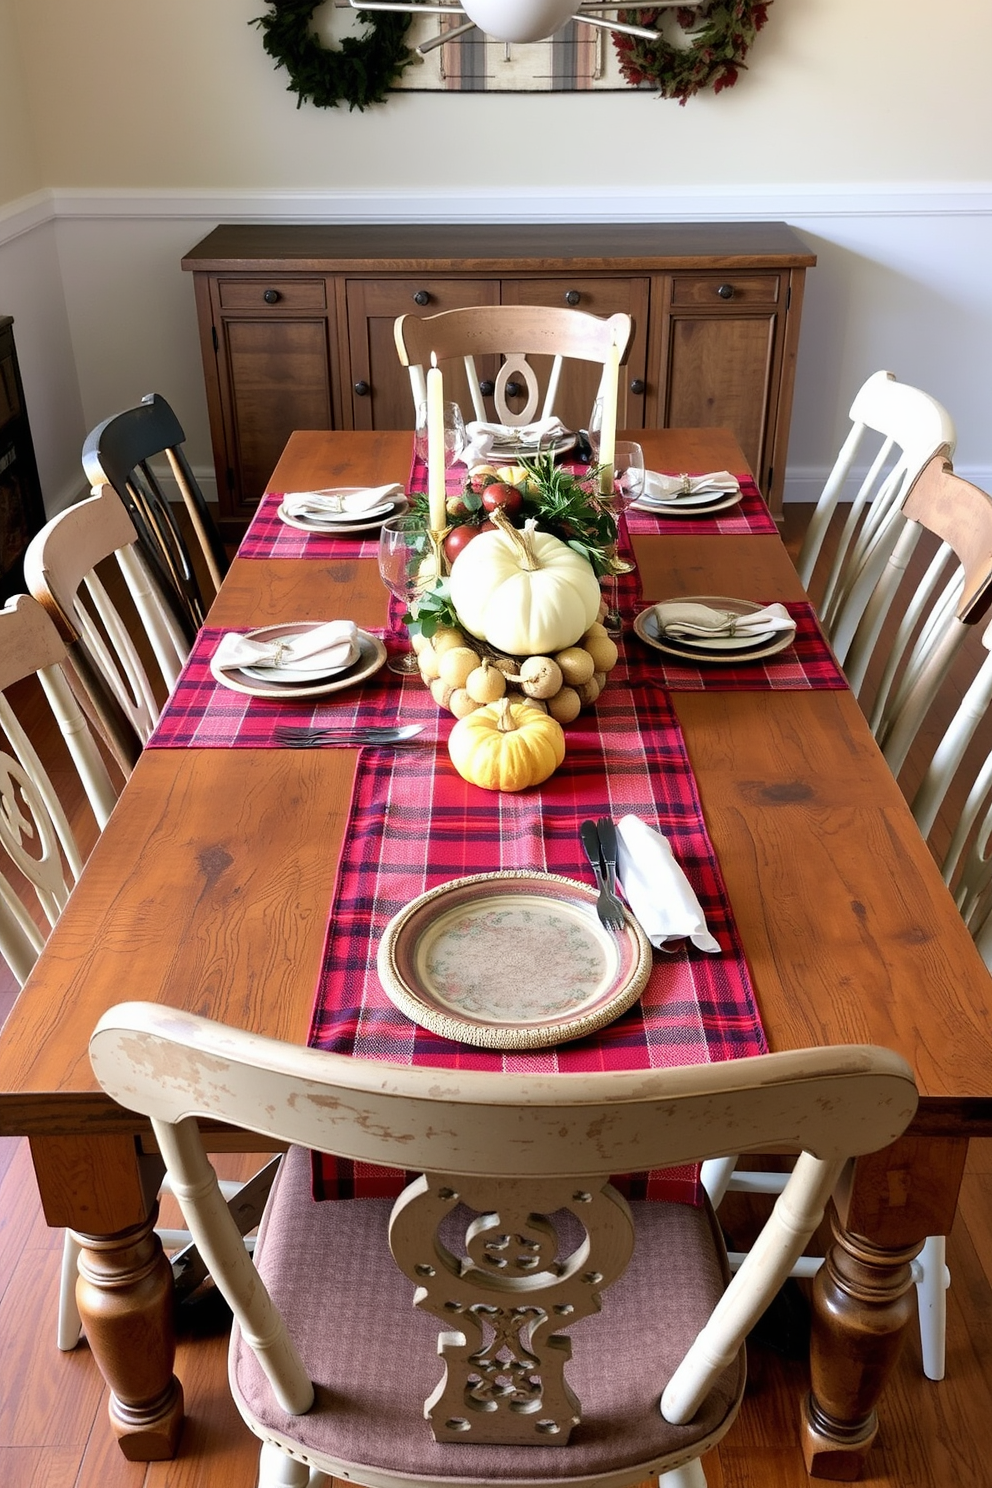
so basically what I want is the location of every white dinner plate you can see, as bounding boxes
[486,431,577,461]
[633,597,796,667]
[211,623,387,698]
[633,487,742,518]
[278,494,408,535]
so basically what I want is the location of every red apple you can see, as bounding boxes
[444,523,480,563]
[481,482,524,516]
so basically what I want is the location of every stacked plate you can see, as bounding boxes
[633,596,796,666]
[277,486,407,535]
[631,470,741,519]
[211,622,387,699]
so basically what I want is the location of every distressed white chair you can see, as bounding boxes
[24,487,189,758]
[82,392,228,641]
[796,370,956,664]
[394,304,633,428]
[89,1002,917,1488]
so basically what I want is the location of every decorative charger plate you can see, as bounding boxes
[377,871,653,1050]
[210,623,387,698]
[633,482,742,519]
[278,492,408,535]
[633,596,796,666]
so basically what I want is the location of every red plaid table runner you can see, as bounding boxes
[625,475,778,537]
[308,645,767,1205]
[632,599,848,692]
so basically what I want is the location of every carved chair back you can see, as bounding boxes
[24,488,189,755]
[0,595,118,985]
[797,369,956,662]
[82,393,228,638]
[90,1003,916,1484]
[395,304,633,428]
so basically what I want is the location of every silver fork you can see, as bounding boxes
[579,819,625,933]
[273,724,424,748]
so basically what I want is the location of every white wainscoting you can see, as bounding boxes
[1,185,990,514]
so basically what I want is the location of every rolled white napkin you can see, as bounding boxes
[651,601,796,642]
[637,470,740,505]
[281,485,402,521]
[463,417,568,466]
[615,814,721,954]
[214,621,360,675]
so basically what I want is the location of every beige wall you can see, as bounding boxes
[7,0,991,192]
[0,0,41,205]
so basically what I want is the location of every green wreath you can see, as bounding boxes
[252,2,414,112]
[614,2,773,104]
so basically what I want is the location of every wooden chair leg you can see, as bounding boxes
[914,1233,950,1381]
[57,1229,83,1350]
[257,1440,312,1487]
[658,1460,708,1487]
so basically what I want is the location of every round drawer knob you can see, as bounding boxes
[354,380,371,397]
[716,283,735,300]
[629,378,645,396]
[564,290,581,306]
[479,379,495,397]
[505,381,524,398]
[413,289,431,306]
[262,288,281,305]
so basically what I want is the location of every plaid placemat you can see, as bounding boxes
[236,491,399,561]
[631,600,848,692]
[625,475,778,537]
[309,645,768,1205]
[144,628,434,748]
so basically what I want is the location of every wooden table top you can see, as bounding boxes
[1,428,990,1139]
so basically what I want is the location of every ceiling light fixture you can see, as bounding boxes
[348,1,699,48]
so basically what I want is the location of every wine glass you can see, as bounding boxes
[378,513,436,675]
[414,400,468,473]
[600,440,645,635]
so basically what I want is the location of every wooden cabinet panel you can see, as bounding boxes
[183,223,815,531]
[219,318,333,520]
[662,314,780,491]
[345,278,499,431]
[499,277,650,432]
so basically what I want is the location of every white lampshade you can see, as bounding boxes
[462,0,577,44]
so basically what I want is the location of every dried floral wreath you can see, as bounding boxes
[251,1,413,112]
[614,1,773,104]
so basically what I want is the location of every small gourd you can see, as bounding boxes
[448,698,566,792]
[465,657,506,705]
[438,645,480,689]
[508,656,563,700]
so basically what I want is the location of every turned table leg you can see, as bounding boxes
[29,1132,184,1460]
[801,1132,969,1480]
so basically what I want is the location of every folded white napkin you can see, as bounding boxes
[637,470,740,505]
[214,622,360,675]
[463,417,568,466]
[281,485,402,521]
[651,601,796,642]
[615,815,721,954]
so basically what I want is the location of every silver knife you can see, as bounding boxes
[597,817,620,899]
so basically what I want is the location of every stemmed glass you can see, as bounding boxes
[378,513,435,675]
[600,440,645,636]
[414,400,468,473]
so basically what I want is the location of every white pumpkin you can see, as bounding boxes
[449,517,601,656]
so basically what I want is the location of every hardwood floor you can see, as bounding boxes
[2,505,992,1487]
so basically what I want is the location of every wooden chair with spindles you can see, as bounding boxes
[89,1001,917,1488]
[796,370,956,662]
[394,304,633,430]
[24,487,190,762]
[82,393,228,641]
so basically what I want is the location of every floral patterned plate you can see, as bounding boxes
[377,871,652,1049]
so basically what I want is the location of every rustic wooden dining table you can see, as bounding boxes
[0,427,990,1479]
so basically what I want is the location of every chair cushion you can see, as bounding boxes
[230,1146,743,1483]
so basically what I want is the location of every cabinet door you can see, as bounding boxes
[345,279,500,431]
[210,278,335,523]
[500,278,650,434]
[656,272,785,499]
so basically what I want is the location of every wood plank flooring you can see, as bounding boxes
[2,505,992,1487]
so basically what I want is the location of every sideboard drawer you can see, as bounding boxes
[670,273,781,307]
[217,278,328,311]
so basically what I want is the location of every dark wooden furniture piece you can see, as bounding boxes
[182,224,815,537]
[0,316,46,599]
[0,430,982,1480]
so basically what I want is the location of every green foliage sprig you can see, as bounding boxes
[516,454,617,578]
[614,2,773,104]
[251,2,413,112]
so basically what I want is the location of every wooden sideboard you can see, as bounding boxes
[182,223,815,537]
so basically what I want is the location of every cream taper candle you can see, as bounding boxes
[426,353,447,534]
[598,334,620,496]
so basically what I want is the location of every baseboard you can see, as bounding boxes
[783,463,992,505]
